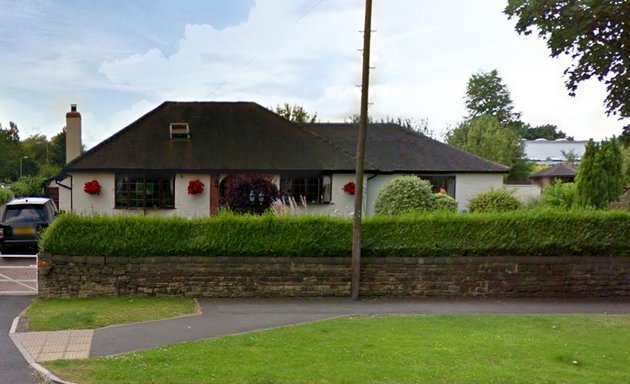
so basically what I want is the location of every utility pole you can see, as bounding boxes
[351,0,373,301]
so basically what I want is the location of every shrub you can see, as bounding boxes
[434,193,457,212]
[223,175,279,215]
[0,188,14,205]
[575,139,625,209]
[9,176,46,197]
[540,180,576,209]
[374,176,436,215]
[39,210,630,257]
[468,188,520,213]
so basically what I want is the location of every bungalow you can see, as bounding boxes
[55,102,509,216]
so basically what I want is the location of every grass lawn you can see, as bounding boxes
[24,297,197,331]
[45,314,630,384]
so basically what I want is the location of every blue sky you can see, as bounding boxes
[0,0,625,149]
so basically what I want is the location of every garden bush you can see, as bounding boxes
[540,180,576,209]
[433,193,457,212]
[40,210,630,257]
[374,176,436,215]
[9,176,46,197]
[468,188,520,213]
[0,188,14,205]
[223,175,279,215]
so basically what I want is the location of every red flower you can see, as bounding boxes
[187,179,205,195]
[83,180,101,195]
[342,181,356,195]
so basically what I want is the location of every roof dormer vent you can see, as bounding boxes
[170,123,190,140]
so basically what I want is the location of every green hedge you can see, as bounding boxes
[40,210,630,257]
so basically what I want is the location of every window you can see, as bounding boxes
[279,174,331,204]
[170,123,189,140]
[115,174,175,209]
[418,175,456,198]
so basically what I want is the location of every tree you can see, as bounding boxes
[505,1,630,130]
[48,128,66,167]
[22,134,50,166]
[521,123,571,140]
[575,138,625,208]
[345,115,436,139]
[446,115,529,181]
[465,69,521,124]
[0,122,22,181]
[275,103,317,123]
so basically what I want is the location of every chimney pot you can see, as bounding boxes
[71,104,77,112]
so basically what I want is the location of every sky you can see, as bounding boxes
[0,0,626,149]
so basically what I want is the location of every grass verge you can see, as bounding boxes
[45,314,630,384]
[24,297,197,331]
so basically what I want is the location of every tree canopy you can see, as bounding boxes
[446,114,525,171]
[275,103,317,123]
[465,69,520,125]
[505,0,630,132]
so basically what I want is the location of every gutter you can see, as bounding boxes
[54,175,73,213]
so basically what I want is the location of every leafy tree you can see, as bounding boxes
[465,69,521,124]
[575,138,625,208]
[9,176,46,197]
[0,123,22,181]
[22,134,50,165]
[48,128,66,167]
[446,115,528,181]
[521,123,570,140]
[374,176,436,215]
[275,103,317,123]
[505,1,630,131]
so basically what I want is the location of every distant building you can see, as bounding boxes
[523,139,588,165]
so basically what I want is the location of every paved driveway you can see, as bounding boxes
[0,256,38,295]
[0,296,37,384]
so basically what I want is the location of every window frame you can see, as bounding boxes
[279,173,332,204]
[417,174,456,198]
[115,173,176,209]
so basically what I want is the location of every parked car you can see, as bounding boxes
[0,197,58,255]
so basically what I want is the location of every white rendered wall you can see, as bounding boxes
[505,184,541,206]
[67,172,211,217]
[455,173,505,211]
[173,174,210,217]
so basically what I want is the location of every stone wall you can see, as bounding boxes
[37,254,630,298]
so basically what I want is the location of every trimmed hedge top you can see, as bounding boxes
[40,211,630,257]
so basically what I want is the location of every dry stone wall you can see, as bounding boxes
[37,254,630,298]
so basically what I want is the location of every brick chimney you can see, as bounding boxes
[65,104,82,163]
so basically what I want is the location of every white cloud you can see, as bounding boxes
[2,0,626,149]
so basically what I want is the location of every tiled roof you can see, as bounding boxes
[529,163,577,179]
[304,123,510,173]
[64,102,509,174]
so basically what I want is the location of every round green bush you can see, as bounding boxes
[374,176,436,215]
[468,188,520,213]
[0,188,14,205]
[434,193,457,212]
[541,181,576,209]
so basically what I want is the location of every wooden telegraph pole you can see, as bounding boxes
[351,0,373,301]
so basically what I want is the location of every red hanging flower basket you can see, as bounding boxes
[342,181,356,195]
[84,180,101,195]
[187,179,205,195]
